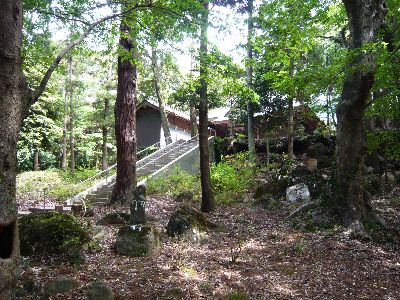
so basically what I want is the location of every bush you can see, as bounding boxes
[211,152,255,205]
[19,212,90,263]
[17,168,100,201]
[147,168,200,197]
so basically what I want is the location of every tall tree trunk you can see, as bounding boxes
[61,75,68,171]
[110,17,137,205]
[335,0,387,232]
[199,0,214,213]
[102,96,109,171]
[151,46,171,145]
[190,104,198,137]
[68,56,75,175]
[33,149,39,171]
[246,0,255,157]
[287,58,294,160]
[288,97,294,159]
[0,1,25,298]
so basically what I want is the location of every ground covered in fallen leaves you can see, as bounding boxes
[17,187,400,300]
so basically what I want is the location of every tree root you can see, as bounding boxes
[287,202,318,219]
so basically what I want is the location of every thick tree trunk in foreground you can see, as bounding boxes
[335,0,387,231]
[199,0,214,213]
[102,97,109,171]
[0,1,25,298]
[151,46,171,145]
[246,0,255,158]
[110,19,137,205]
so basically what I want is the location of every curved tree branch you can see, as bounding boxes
[30,3,153,106]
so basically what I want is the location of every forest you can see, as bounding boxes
[0,0,400,299]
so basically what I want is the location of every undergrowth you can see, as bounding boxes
[17,168,101,201]
[147,152,256,206]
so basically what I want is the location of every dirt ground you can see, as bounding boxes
[17,187,400,300]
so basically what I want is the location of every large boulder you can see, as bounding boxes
[286,184,311,203]
[307,142,328,158]
[166,204,218,240]
[253,178,287,200]
[115,224,160,257]
[175,191,194,202]
[45,276,80,296]
[87,281,115,300]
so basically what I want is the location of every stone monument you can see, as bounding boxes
[115,185,160,257]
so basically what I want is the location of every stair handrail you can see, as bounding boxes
[75,140,165,187]
[137,135,199,171]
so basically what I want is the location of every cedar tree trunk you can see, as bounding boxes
[246,0,255,157]
[61,74,68,171]
[110,18,137,204]
[199,0,215,213]
[102,96,109,171]
[68,56,75,175]
[335,0,387,231]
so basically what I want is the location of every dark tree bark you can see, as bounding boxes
[61,73,68,171]
[246,0,255,157]
[199,0,215,213]
[287,97,294,159]
[0,1,26,298]
[151,46,171,145]
[68,56,75,175]
[335,0,387,233]
[287,58,294,160]
[33,149,39,171]
[110,18,137,205]
[102,96,109,171]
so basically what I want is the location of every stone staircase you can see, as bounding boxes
[75,137,200,206]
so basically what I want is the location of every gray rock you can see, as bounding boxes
[381,172,396,186]
[87,281,115,300]
[166,204,218,241]
[175,191,194,202]
[96,213,130,226]
[286,184,311,203]
[307,142,328,157]
[46,276,80,295]
[115,224,160,257]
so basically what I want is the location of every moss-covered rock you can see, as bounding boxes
[45,276,80,296]
[19,212,90,262]
[87,280,115,300]
[96,213,130,226]
[166,204,219,240]
[115,224,160,257]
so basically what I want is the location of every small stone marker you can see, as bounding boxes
[130,185,146,225]
[115,185,161,257]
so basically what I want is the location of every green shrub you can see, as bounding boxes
[211,152,255,205]
[147,168,200,197]
[17,168,100,201]
[367,129,400,160]
[19,212,90,263]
